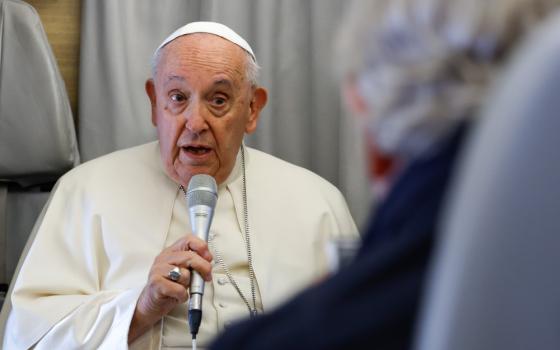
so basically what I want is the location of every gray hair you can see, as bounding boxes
[336,0,560,158]
[151,39,260,86]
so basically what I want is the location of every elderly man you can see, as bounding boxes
[209,0,560,349]
[2,22,357,349]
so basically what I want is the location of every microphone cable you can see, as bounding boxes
[189,308,202,350]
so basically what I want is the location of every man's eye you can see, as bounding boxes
[170,94,185,102]
[212,96,227,106]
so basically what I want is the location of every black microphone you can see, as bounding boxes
[186,174,218,343]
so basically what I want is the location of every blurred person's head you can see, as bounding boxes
[146,22,268,186]
[336,0,559,194]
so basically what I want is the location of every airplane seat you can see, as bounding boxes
[0,0,79,338]
[415,9,560,350]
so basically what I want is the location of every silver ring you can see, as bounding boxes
[168,266,181,282]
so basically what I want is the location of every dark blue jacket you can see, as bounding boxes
[210,124,469,350]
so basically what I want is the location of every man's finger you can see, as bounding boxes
[167,235,213,262]
[153,275,189,303]
[159,264,192,287]
[163,251,213,281]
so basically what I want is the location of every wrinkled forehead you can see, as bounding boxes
[156,34,248,87]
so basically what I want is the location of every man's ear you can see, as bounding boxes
[146,79,158,126]
[245,87,268,134]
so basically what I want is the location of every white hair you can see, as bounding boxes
[150,38,260,86]
[336,0,560,158]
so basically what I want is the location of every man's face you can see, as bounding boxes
[146,34,267,185]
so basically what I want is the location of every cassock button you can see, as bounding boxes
[218,302,227,308]
[218,277,227,285]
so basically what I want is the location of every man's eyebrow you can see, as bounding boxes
[163,75,185,85]
[212,79,234,89]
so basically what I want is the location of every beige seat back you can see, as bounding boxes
[0,0,79,343]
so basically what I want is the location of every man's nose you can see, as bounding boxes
[184,100,209,134]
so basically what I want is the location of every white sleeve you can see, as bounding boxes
[3,176,150,349]
[27,289,141,350]
[320,181,360,240]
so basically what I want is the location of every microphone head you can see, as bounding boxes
[187,174,218,208]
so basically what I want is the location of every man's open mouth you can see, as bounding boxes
[184,146,211,155]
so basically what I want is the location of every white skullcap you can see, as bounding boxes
[154,21,256,62]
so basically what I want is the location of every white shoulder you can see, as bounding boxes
[245,146,359,239]
[245,146,344,197]
[58,141,162,190]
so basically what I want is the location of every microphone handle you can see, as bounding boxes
[189,271,205,311]
[188,239,206,337]
[187,203,214,336]
[187,236,206,336]
[188,203,212,308]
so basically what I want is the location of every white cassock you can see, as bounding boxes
[3,142,358,349]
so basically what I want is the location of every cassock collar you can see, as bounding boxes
[219,143,248,190]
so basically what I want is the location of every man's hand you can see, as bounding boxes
[128,234,213,344]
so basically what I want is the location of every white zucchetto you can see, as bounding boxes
[154,21,256,61]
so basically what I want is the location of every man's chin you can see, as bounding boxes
[174,166,217,185]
